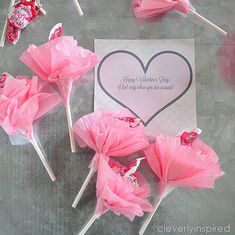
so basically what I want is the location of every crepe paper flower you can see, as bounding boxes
[217,33,235,88]
[78,157,153,235]
[0,73,62,181]
[20,23,99,152]
[132,0,227,36]
[71,109,149,208]
[139,128,224,235]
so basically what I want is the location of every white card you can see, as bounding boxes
[94,39,196,137]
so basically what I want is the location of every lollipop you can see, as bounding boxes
[0,0,46,47]
[20,23,99,152]
[78,156,153,235]
[132,0,227,36]
[139,128,224,235]
[0,73,62,181]
[72,109,149,208]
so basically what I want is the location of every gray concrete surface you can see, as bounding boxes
[0,0,235,234]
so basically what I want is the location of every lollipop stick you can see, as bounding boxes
[0,19,8,48]
[73,0,84,16]
[189,8,227,36]
[30,135,56,181]
[139,197,163,235]
[78,213,100,235]
[39,7,47,15]
[72,166,96,208]
[66,104,76,153]
[0,0,16,47]
[35,0,46,15]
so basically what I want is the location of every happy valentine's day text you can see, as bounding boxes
[117,75,174,91]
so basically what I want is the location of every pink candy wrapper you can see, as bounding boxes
[132,0,192,18]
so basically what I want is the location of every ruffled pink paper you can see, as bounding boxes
[73,109,149,170]
[20,36,99,105]
[144,134,224,198]
[132,0,192,18]
[95,157,153,220]
[0,74,61,139]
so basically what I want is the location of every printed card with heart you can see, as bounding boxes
[94,39,196,137]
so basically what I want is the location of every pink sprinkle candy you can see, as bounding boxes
[180,131,200,146]
[116,116,141,128]
[48,23,63,41]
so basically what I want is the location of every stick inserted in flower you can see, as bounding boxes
[20,23,99,152]
[139,128,224,235]
[0,73,62,181]
[132,0,227,36]
[72,109,149,208]
[78,157,153,235]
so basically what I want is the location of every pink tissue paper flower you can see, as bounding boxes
[73,109,149,170]
[20,35,99,105]
[132,0,192,18]
[144,131,224,198]
[95,157,153,220]
[0,74,61,139]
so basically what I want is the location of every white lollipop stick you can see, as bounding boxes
[189,8,227,36]
[35,0,46,15]
[0,0,16,48]
[139,197,163,235]
[39,7,47,15]
[78,213,100,235]
[73,0,84,16]
[66,104,76,153]
[72,166,96,208]
[30,135,56,181]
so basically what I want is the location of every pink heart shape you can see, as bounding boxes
[97,50,192,126]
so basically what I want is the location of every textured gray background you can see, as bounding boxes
[0,0,235,235]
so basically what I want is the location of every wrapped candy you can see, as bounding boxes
[0,73,61,181]
[72,109,149,208]
[132,0,227,36]
[20,23,99,152]
[0,0,46,47]
[77,156,153,235]
[139,128,224,235]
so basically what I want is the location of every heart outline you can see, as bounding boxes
[97,50,193,126]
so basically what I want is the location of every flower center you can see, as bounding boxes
[48,71,62,81]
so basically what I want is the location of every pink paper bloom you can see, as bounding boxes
[132,0,192,18]
[0,75,61,139]
[144,134,224,197]
[73,109,149,170]
[20,36,99,105]
[95,157,153,221]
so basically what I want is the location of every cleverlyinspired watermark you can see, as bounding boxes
[156,224,231,234]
